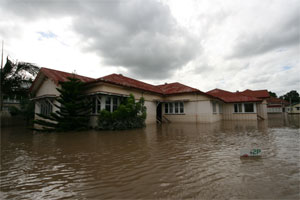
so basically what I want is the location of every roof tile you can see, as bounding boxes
[207,88,262,103]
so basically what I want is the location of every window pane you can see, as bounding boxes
[234,104,238,113]
[165,103,169,114]
[219,104,223,113]
[92,97,96,114]
[175,102,178,113]
[213,102,217,113]
[169,103,173,113]
[113,97,118,111]
[105,97,111,112]
[244,103,254,112]
[97,98,101,113]
[180,102,184,113]
[41,100,52,116]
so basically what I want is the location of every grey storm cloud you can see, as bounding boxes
[229,6,300,59]
[2,0,200,79]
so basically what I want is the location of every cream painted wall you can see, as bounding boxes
[85,83,162,102]
[257,100,268,119]
[222,103,257,120]
[162,100,222,123]
[36,78,60,97]
[145,101,157,124]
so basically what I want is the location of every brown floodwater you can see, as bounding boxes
[1,115,299,199]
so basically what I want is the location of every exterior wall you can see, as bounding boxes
[36,78,60,97]
[257,100,268,120]
[222,103,257,120]
[85,83,162,102]
[267,107,283,113]
[162,100,222,123]
[287,103,300,114]
[34,78,60,129]
[145,101,157,124]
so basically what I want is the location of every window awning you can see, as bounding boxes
[30,95,57,101]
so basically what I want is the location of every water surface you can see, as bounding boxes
[1,115,299,199]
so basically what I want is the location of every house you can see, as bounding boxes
[287,103,300,114]
[207,89,269,120]
[266,97,290,113]
[30,68,269,127]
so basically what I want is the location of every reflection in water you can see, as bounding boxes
[1,116,299,199]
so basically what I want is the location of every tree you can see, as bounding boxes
[98,94,147,130]
[280,90,300,104]
[0,57,39,111]
[34,77,92,132]
[268,91,277,98]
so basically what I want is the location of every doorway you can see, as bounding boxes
[156,102,162,123]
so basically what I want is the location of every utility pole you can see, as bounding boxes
[0,40,3,112]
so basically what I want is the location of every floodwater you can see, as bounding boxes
[1,115,299,199]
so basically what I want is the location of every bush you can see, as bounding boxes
[98,94,146,130]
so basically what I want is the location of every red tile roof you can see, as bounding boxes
[92,74,163,94]
[240,89,270,98]
[267,96,289,105]
[40,68,94,84]
[30,67,95,93]
[88,74,209,96]
[157,82,200,95]
[207,88,262,103]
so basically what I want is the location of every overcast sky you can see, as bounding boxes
[1,0,299,96]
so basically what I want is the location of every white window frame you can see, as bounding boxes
[164,102,184,114]
[212,101,217,114]
[219,103,223,114]
[91,95,102,114]
[233,103,256,113]
[40,99,53,116]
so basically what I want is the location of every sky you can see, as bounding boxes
[0,0,299,96]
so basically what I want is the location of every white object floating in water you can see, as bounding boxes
[240,148,262,157]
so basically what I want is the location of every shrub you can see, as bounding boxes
[98,94,146,130]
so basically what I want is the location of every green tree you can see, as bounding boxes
[34,77,92,132]
[0,57,39,111]
[280,90,300,104]
[8,98,35,124]
[268,91,277,98]
[98,94,147,130]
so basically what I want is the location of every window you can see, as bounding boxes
[164,102,184,114]
[212,102,217,113]
[296,107,300,111]
[105,97,111,112]
[40,100,53,116]
[113,97,118,111]
[180,102,184,113]
[219,104,223,113]
[169,103,174,113]
[165,103,169,114]
[175,102,179,114]
[244,103,254,112]
[234,103,243,113]
[91,96,101,114]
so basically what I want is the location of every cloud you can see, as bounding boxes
[228,3,300,59]
[2,0,199,79]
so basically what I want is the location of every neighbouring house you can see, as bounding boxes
[30,68,270,127]
[287,103,300,114]
[207,89,269,120]
[266,97,290,113]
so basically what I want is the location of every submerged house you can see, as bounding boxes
[207,89,269,120]
[287,103,300,114]
[30,68,269,127]
[267,97,290,113]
